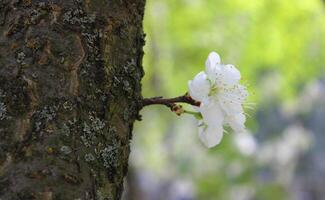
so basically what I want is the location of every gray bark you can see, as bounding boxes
[0,0,145,199]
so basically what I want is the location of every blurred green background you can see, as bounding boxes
[126,0,325,200]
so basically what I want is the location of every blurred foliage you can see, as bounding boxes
[142,0,325,101]
[131,0,325,200]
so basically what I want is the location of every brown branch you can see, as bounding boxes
[141,94,200,111]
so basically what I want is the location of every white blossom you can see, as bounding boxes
[197,102,224,148]
[188,51,249,148]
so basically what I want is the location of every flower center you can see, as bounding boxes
[208,85,218,96]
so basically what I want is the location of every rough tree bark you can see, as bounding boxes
[0,0,145,199]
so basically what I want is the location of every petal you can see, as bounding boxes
[198,122,224,148]
[217,84,247,115]
[205,52,222,84]
[218,64,241,86]
[199,102,224,125]
[219,84,249,104]
[225,113,246,132]
[205,52,221,69]
[188,71,210,102]
[218,95,244,115]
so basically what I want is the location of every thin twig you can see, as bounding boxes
[141,94,200,109]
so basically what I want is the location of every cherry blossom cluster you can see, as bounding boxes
[188,52,249,148]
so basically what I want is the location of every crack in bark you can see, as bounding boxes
[69,35,85,96]
[38,40,53,66]
[50,4,61,25]
[15,76,39,142]
[13,76,39,159]
[0,154,12,177]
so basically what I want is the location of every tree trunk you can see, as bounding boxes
[0,0,145,199]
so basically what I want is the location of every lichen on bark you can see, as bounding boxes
[0,0,146,199]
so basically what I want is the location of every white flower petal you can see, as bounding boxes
[205,52,221,69]
[188,71,210,102]
[199,102,224,125]
[205,52,221,84]
[219,84,249,104]
[198,122,224,148]
[226,113,246,133]
[217,84,247,115]
[218,64,241,86]
[219,99,243,115]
